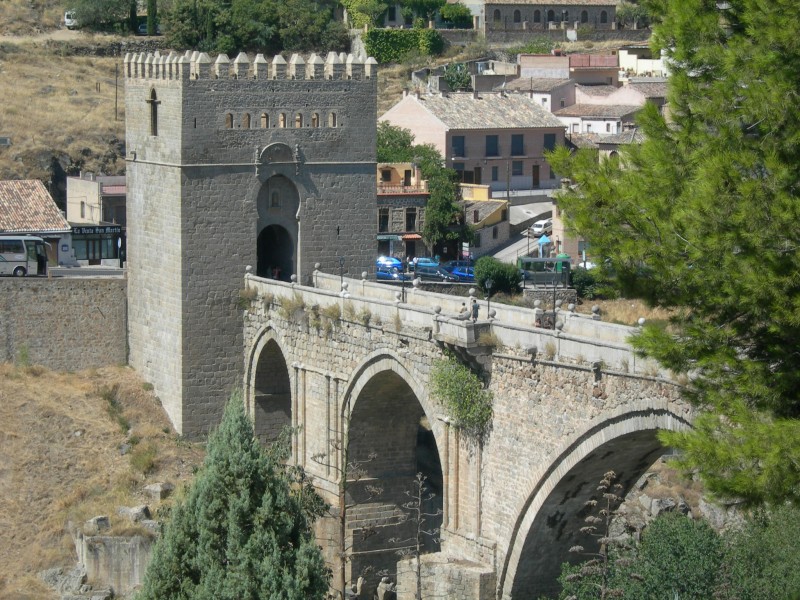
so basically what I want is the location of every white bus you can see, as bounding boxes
[0,235,48,276]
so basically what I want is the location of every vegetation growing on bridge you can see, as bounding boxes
[430,352,492,442]
[547,0,800,507]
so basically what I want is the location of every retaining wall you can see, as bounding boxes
[0,277,127,370]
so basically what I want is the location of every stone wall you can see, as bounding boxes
[75,533,153,596]
[0,278,126,370]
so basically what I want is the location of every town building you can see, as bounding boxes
[460,183,511,255]
[484,0,616,33]
[380,91,567,193]
[66,172,126,265]
[0,179,72,265]
[518,52,619,86]
[376,162,429,259]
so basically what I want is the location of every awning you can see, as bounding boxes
[402,233,423,240]
[538,234,551,246]
[376,234,402,241]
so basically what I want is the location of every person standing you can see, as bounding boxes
[471,299,479,322]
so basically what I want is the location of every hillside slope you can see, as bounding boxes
[0,363,204,599]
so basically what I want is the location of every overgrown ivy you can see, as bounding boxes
[430,352,492,443]
[363,28,444,63]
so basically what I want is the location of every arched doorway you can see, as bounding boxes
[257,174,300,280]
[252,338,291,444]
[345,369,444,591]
[257,225,293,280]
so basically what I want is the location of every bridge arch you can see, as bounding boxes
[244,326,294,445]
[340,352,445,586]
[499,403,692,599]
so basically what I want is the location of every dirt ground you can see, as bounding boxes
[0,363,204,600]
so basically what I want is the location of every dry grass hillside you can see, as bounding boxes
[0,0,64,36]
[0,363,204,600]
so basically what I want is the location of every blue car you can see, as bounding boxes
[377,256,402,270]
[376,266,410,281]
[442,260,472,273]
[410,257,438,271]
[450,266,474,282]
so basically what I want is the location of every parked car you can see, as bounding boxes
[376,256,402,270]
[450,266,474,282]
[410,257,438,271]
[64,10,79,29]
[137,22,163,35]
[531,218,553,237]
[442,259,472,273]
[376,266,410,281]
[414,265,459,282]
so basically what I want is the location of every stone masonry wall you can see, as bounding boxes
[0,278,126,370]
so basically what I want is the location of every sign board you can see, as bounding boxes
[72,226,123,235]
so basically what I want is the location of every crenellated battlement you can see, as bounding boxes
[124,50,378,82]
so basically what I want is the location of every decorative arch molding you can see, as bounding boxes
[244,324,294,417]
[498,403,693,599]
[259,142,295,164]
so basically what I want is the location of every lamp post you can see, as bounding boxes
[485,278,493,318]
[338,256,345,290]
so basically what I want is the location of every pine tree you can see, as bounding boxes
[547,0,800,506]
[136,394,329,600]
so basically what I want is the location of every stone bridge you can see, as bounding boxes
[241,268,691,600]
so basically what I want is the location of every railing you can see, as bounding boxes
[378,183,428,194]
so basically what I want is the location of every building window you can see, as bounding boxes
[600,10,608,23]
[511,134,524,156]
[512,160,523,176]
[406,208,417,231]
[485,135,499,157]
[544,133,557,151]
[295,113,303,128]
[452,135,465,157]
[562,10,569,21]
[453,162,465,176]
[329,112,337,127]
[148,89,159,136]
[547,9,555,22]
[474,232,482,247]
[312,113,320,127]
[586,123,592,133]
[80,201,85,218]
[491,166,499,181]
[493,9,501,22]
[279,113,287,128]
[541,97,547,106]
[513,9,521,23]
[381,169,392,182]
[225,113,233,129]
[378,208,389,232]
[242,113,251,128]
[572,123,579,133]
[473,209,480,223]
[581,10,588,23]
[492,226,498,239]
[271,191,280,207]
[560,98,566,108]
[606,122,611,132]
[533,10,540,22]
[501,209,508,221]
[261,113,269,128]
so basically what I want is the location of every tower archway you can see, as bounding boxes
[257,174,300,280]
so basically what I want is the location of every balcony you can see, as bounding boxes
[377,181,429,194]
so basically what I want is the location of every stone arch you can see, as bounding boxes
[256,175,300,280]
[601,10,608,23]
[328,111,337,127]
[533,9,540,23]
[547,9,555,22]
[493,8,501,22]
[581,9,588,23]
[225,112,233,128]
[340,353,445,586]
[261,112,269,128]
[312,112,320,127]
[242,113,251,128]
[279,112,287,128]
[295,112,303,128]
[499,406,692,599]
[246,328,293,445]
[259,142,295,163]
[513,9,521,23]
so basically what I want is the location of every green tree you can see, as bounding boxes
[473,256,521,295]
[136,393,330,600]
[441,63,471,92]
[439,2,472,28]
[616,1,650,28]
[400,0,444,21]
[377,121,415,163]
[341,0,389,28]
[147,0,158,34]
[547,0,800,506]
[71,0,131,30]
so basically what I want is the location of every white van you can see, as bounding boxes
[64,11,78,29]
[0,235,48,276]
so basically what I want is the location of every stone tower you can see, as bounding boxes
[124,50,378,438]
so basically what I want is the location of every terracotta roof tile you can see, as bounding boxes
[502,77,574,92]
[0,180,70,234]
[555,104,641,118]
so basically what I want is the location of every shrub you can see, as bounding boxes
[430,353,492,442]
[474,256,521,295]
[129,442,157,475]
[238,286,258,309]
[363,28,444,63]
[440,2,472,28]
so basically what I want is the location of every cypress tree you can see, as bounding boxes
[136,394,329,600]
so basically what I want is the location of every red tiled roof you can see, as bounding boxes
[0,180,70,234]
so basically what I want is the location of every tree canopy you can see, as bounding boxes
[136,394,329,600]
[547,0,800,506]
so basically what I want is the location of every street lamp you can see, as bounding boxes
[338,256,345,289]
[485,278,494,318]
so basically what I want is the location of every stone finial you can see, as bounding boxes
[638,317,646,326]
[568,303,576,312]
[290,274,297,283]
[289,53,306,79]
[245,265,253,273]
[233,52,250,78]
[412,278,420,288]
[308,53,324,79]
[346,53,364,80]
[196,52,212,79]
[361,271,368,280]
[468,287,476,298]
[489,309,496,319]
[365,56,378,79]
[214,53,231,78]
[314,262,321,271]
[434,305,442,314]
[252,53,268,79]
[272,54,287,79]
